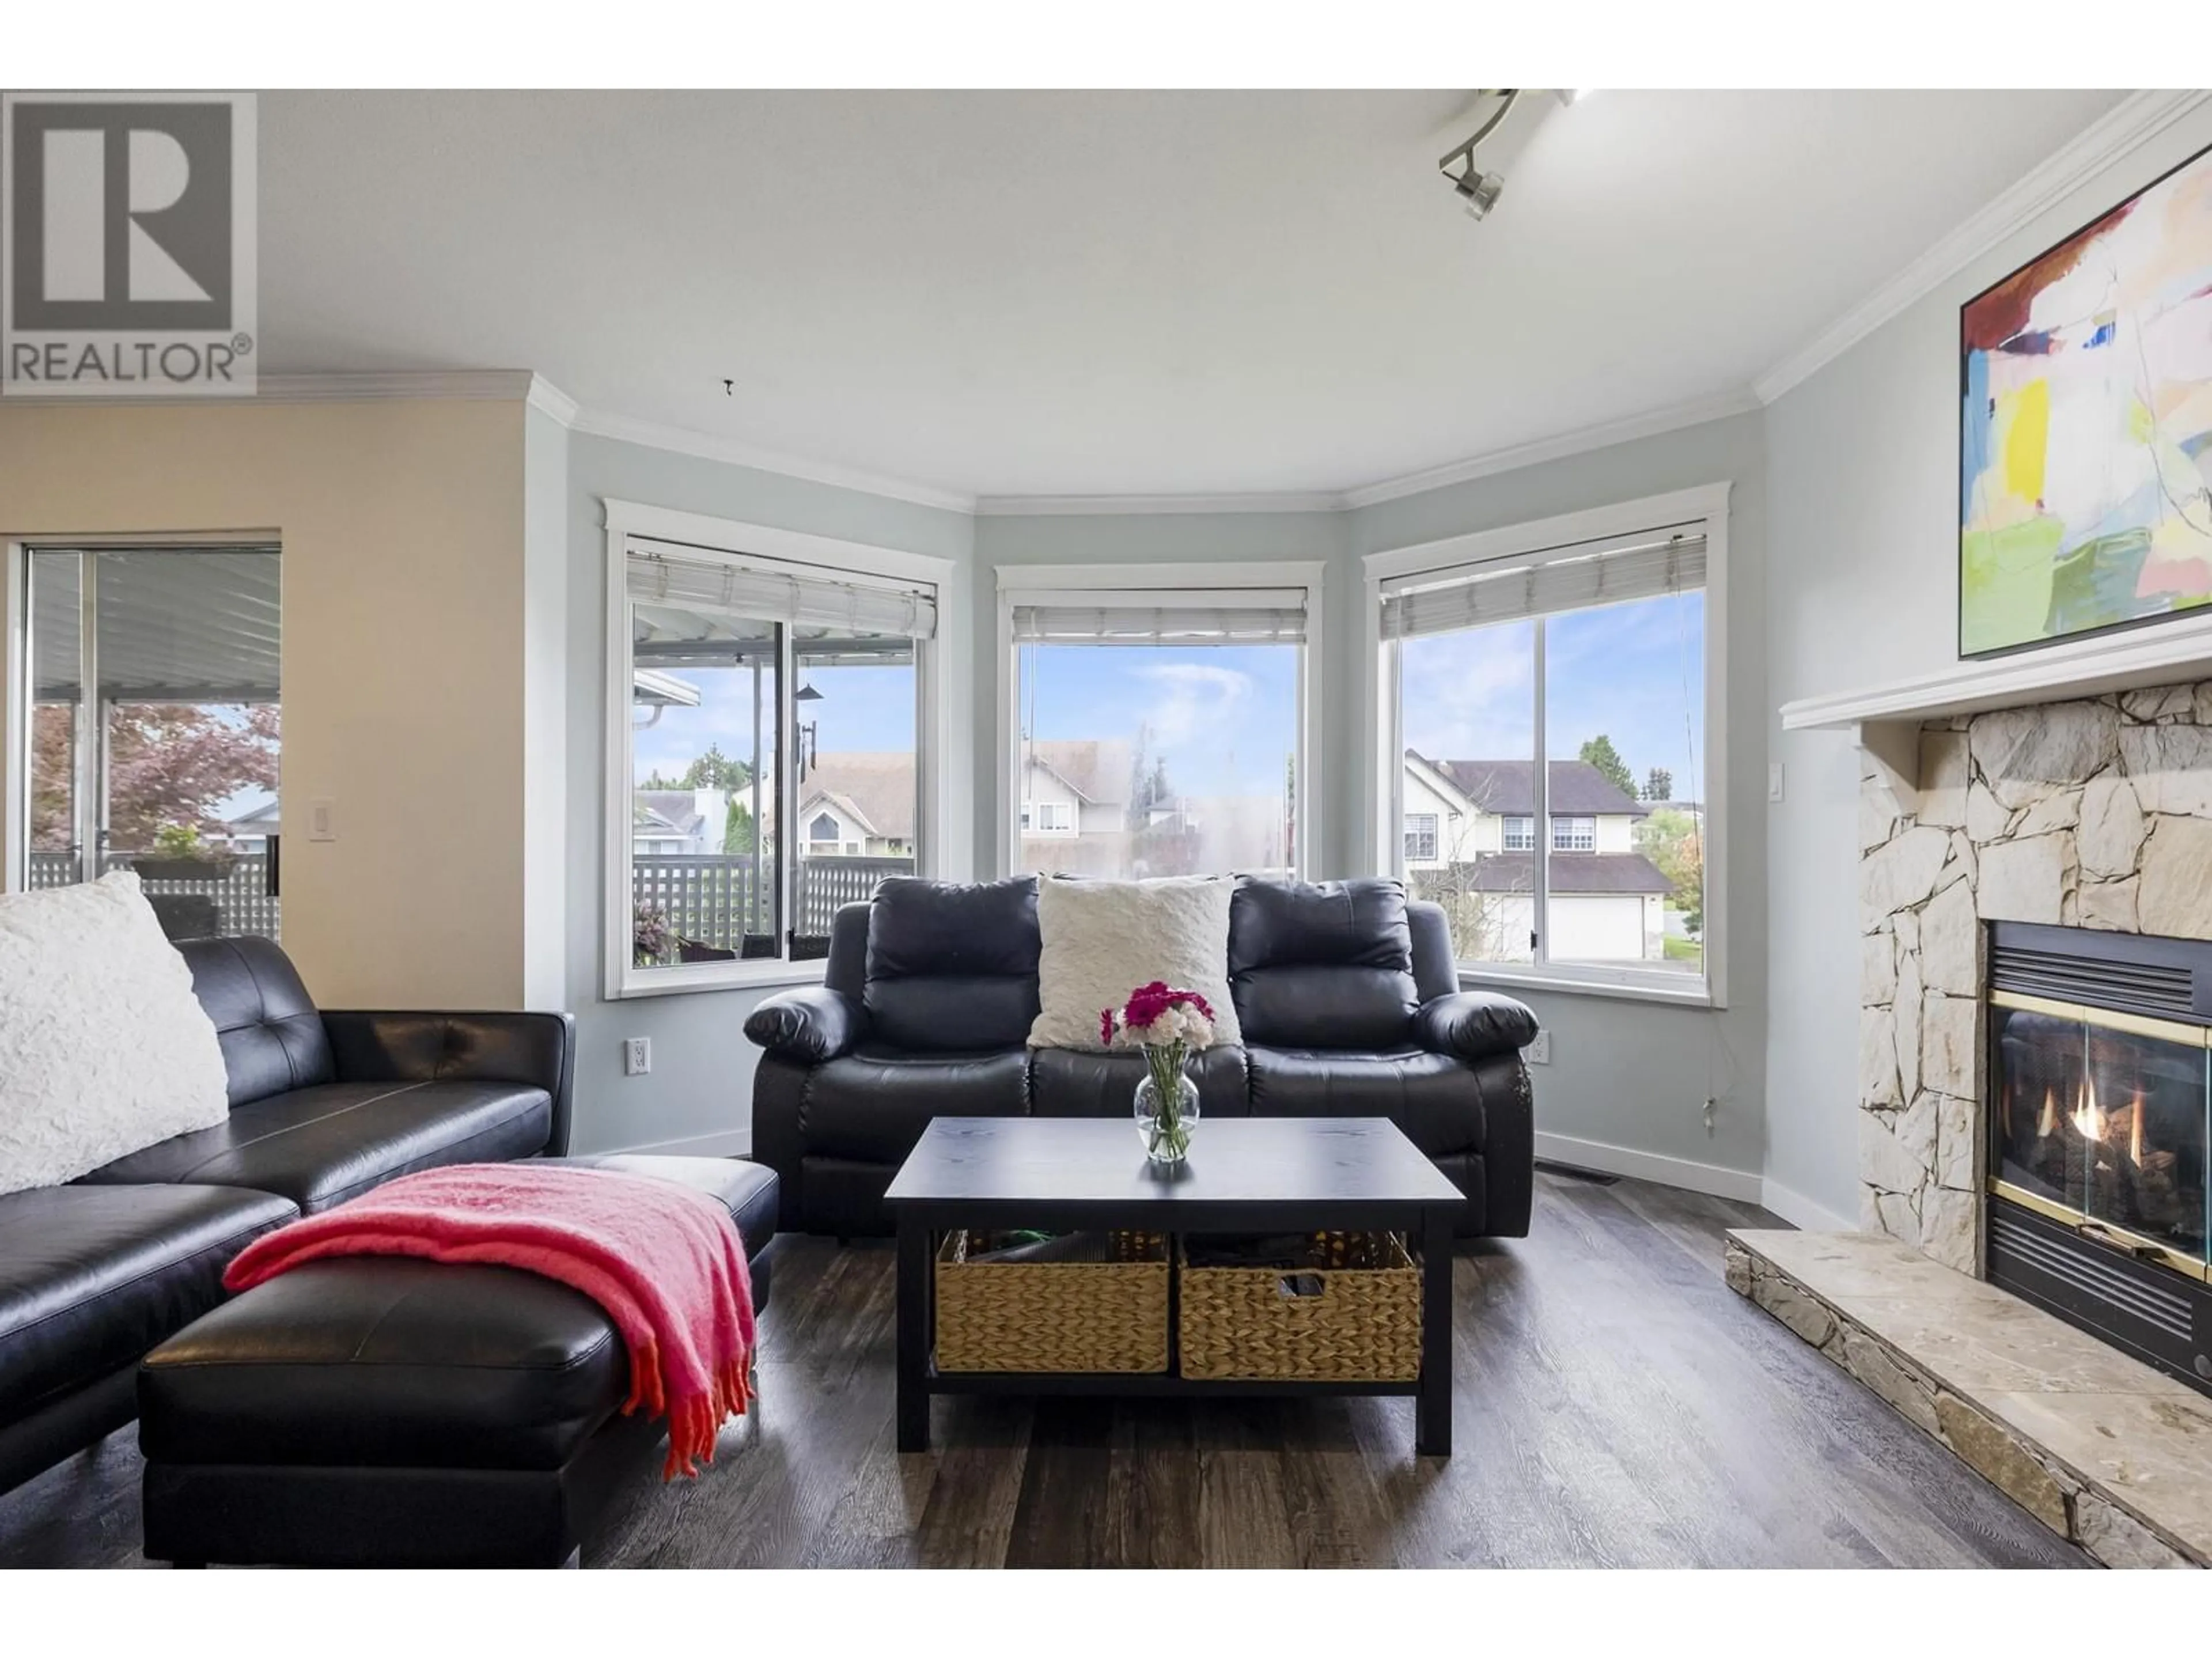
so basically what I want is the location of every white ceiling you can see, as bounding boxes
[256,89,2124,502]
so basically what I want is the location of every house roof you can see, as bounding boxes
[1456,851,1676,896]
[801,752,916,841]
[632,790,710,837]
[1022,738,1134,808]
[1412,753,1649,818]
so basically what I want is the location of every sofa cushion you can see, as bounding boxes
[0,1183,296,1421]
[863,877,1041,1051]
[1245,1044,1481,1158]
[0,873,234,1198]
[176,935,337,1108]
[1030,876,1242,1049]
[1229,878,1418,1050]
[74,1079,553,1214]
[800,1047,1028,1164]
[140,1259,629,1471]
[1028,1045,1250,1118]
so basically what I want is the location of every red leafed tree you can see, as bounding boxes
[29,703,279,851]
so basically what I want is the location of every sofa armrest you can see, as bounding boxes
[1412,991,1538,1063]
[320,1010,577,1155]
[744,986,867,1063]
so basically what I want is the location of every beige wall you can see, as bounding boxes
[0,397,534,1008]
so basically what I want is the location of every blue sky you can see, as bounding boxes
[1021,643,1298,797]
[1400,590,1705,795]
[634,661,917,784]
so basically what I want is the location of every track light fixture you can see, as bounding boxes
[1438,89,1520,221]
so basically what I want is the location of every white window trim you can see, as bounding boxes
[994,560,1324,880]
[603,498,955,999]
[1361,483,1729,1009]
[1403,812,1438,862]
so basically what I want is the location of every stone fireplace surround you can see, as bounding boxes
[1857,683,2212,1274]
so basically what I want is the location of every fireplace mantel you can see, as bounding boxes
[1780,610,2212,791]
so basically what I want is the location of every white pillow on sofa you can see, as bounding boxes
[0,872,230,1198]
[1029,876,1242,1050]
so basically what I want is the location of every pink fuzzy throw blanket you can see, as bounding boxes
[225,1163,756,1478]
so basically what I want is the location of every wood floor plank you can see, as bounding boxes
[0,1172,2090,1569]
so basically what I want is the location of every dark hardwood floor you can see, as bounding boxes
[0,1170,2085,1569]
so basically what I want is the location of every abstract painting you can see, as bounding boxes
[1961,144,2212,657]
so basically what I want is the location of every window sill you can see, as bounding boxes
[1455,963,1721,1012]
[612,960,829,1001]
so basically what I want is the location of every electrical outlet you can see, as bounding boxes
[1703,1096,1717,1135]
[623,1036,651,1077]
[1525,1029,1551,1065]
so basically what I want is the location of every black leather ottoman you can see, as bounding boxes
[137,1156,778,1568]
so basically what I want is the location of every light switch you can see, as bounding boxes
[308,798,336,841]
[1767,762,1785,804]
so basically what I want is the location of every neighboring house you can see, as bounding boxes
[220,796,280,853]
[1017,738,1134,874]
[1402,751,1674,963]
[798,752,916,858]
[632,788,732,855]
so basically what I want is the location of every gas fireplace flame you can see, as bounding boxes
[2037,1087,2058,1139]
[2130,1091,2145,1164]
[2071,1075,2104,1143]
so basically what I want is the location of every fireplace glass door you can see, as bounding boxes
[1991,995,2210,1274]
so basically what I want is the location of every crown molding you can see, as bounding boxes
[253,369,540,403]
[974,489,1344,517]
[1339,387,1762,511]
[1753,88,2212,406]
[563,405,975,516]
[524,373,579,425]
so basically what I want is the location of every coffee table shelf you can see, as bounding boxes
[884,1116,1464,1456]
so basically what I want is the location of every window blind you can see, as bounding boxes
[1010,592,1307,644]
[626,542,938,639]
[1378,530,1704,641]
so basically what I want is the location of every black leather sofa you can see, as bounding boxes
[747,875,1538,1238]
[0,934,575,1497]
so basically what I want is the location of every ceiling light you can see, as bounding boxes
[1438,89,1520,223]
[1449,167,1505,219]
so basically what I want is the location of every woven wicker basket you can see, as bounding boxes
[934,1230,1170,1374]
[1177,1231,1422,1382]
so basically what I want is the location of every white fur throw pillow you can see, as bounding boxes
[0,872,230,1198]
[1029,876,1241,1050]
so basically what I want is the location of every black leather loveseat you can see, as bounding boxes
[0,935,575,1497]
[747,875,1537,1238]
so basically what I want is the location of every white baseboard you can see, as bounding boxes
[1756,1177,1858,1234]
[587,1127,752,1160]
[1532,1130,1763,1205]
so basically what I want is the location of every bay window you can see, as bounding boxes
[997,563,1320,880]
[605,503,950,995]
[1368,484,1727,1003]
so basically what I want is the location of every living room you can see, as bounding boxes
[2,12,2210,1626]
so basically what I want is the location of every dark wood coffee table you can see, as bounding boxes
[883,1116,1465,1456]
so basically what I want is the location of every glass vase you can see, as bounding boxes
[1134,1057,1200,1164]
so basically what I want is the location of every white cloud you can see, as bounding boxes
[1126,661,1253,750]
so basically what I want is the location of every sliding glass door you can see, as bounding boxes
[24,545,282,941]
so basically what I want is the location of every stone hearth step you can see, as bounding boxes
[1726,1228,2210,1569]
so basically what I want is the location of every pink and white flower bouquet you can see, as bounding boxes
[1101,981,1216,1162]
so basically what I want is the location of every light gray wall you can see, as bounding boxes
[521,404,571,1010]
[558,418,1771,1184]
[560,433,975,1154]
[1349,412,1770,1188]
[1761,105,2212,1224]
